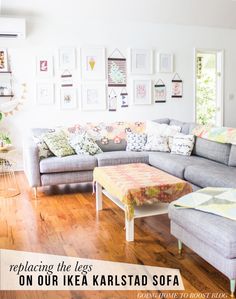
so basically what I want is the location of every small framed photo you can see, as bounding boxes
[81,83,106,110]
[129,49,153,75]
[81,47,106,80]
[60,87,77,109]
[156,53,174,73]
[172,80,183,98]
[153,80,166,103]
[133,80,152,105]
[59,48,76,70]
[0,49,8,72]
[36,55,53,77]
[36,83,54,105]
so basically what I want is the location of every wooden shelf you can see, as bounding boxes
[0,95,14,97]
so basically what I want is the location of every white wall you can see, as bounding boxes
[1,17,236,169]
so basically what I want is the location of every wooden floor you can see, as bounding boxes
[0,172,231,299]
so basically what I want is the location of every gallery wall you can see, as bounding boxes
[1,17,236,169]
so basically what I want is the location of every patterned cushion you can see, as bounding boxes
[145,135,170,152]
[33,136,54,160]
[31,128,56,160]
[43,131,75,157]
[126,132,147,152]
[146,121,181,137]
[171,134,195,156]
[69,132,102,156]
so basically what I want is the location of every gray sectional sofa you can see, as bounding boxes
[23,118,236,193]
[23,118,236,295]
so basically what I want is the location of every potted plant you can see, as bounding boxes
[0,132,11,148]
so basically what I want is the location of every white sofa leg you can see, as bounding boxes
[230,279,235,298]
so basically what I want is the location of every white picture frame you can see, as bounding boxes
[0,49,8,72]
[81,47,106,80]
[81,83,106,110]
[59,48,76,70]
[36,55,53,77]
[133,80,152,105]
[156,53,174,73]
[36,83,54,105]
[60,87,77,109]
[129,49,153,75]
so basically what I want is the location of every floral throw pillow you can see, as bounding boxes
[69,132,102,156]
[171,134,195,156]
[144,135,170,152]
[43,130,75,157]
[33,136,54,160]
[126,132,147,152]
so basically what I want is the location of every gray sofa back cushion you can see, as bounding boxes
[96,140,127,152]
[169,119,196,135]
[152,118,170,125]
[193,137,231,165]
[228,145,236,167]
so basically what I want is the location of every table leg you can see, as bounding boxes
[125,216,134,242]
[96,182,103,211]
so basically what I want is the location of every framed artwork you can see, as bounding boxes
[120,88,129,108]
[108,88,117,111]
[60,87,77,109]
[129,49,153,75]
[108,49,126,87]
[156,53,174,73]
[0,49,8,72]
[153,79,166,103]
[172,73,183,98]
[60,70,73,87]
[36,83,54,105]
[81,47,106,80]
[133,80,152,105]
[36,55,53,77]
[59,48,76,70]
[81,83,106,110]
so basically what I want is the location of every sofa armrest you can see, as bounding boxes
[23,136,41,187]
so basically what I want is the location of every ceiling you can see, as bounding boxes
[1,0,236,30]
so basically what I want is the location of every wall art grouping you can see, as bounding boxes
[35,47,183,111]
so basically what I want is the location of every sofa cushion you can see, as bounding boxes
[184,163,236,188]
[69,132,102,155]
[43,130,75,157]
[171,134,195,156]
[96,151,149,167]
[153,118,170,125]
[126,132,147,152]
[148,152,215,179]
[40,155,97,173]
[169,119,196,135]
[193,137,231,165]
[228,145,236,167]
[41,171,93,186]
[168,203,236,259]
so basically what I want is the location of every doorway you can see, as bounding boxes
[194,49,224,126]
